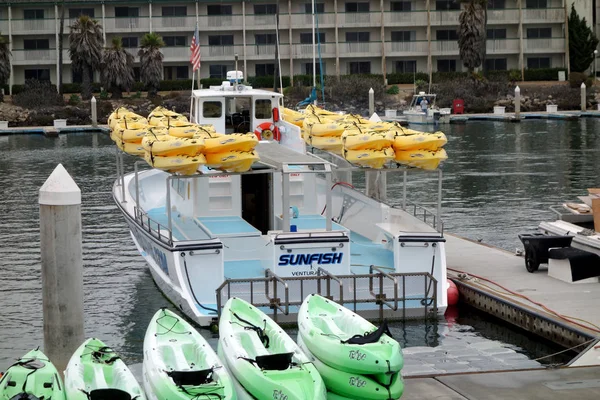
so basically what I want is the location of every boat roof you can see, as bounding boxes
[256,142,331,170]
[192,83,284,99]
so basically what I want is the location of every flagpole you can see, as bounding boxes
[190,69,195,122]
[311,0,317,105]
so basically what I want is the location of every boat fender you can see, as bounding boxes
[272,107,280,122]
[447,279,459,306]
[254,122,280,141]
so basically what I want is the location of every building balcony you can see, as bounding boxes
[383,11,428,27]
[338,12,381,28]
[385,41,429,56]
[245,14,278,29]
[487,38,520,54]
[152,16,197,32]
[285,13,336,29]
[431,40,459,55]
[522,7,565,23]
[338,41,382,57]
[102,17,150,33]
[11,19,55,35]
[12,49,57,65]
[487,9,520,24]
[291,43,336,59]
[430,10,461,26]
[523,37,565,53]
[197,15,244,31]
[161,46,190,62]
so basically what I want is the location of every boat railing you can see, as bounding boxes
[402,199,444,234]
[134,206,174,246]
[215,270,438,323]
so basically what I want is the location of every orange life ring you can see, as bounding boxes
[254,122,280,141]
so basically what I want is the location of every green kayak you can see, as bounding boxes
[143,308,236,400]
[297,334,404,400]
[219,297,326,400]
[327,392,357,400]
[298,294,403,376]
[64,338,145,400]
[0,348,66,400]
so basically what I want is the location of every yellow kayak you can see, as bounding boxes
[111,130,145,156]
[112,117,148,131]
[394,148,448,170]
[344,147,395,169]
[205,150,260,172]
[204,133,258,154]
[283,107,305,127]
[112,127,149,143]
[142,135,205,157]
[148,106,189,127]
[167,124,219,139]
[342,131,394,151]
[306,135,343,154]
[108,108,146,129]
[143,152,206,175]
[392,131,448,151]
[303,116,345,137]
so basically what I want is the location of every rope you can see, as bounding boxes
[154,309,193,336]
[232,312,270,349]
[532,338,597,362]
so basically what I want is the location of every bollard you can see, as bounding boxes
[40,164,85,375]
[581,82,587,111]
[514,86,521,119]
[91,96,97,127]
[368,87,374,117]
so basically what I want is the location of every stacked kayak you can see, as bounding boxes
[144,309,236,400]
[298,294,404,400]
[109,108,148,156]
[218,297,326,400]
[0,349,66,400]
[64,338,145,400]
[204,133,259,173]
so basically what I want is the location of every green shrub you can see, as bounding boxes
[509,69,522,82]
[387,72,429,84]
[99,90,109,100]
[200,78,224,87]
[131,91,142,99]
[523,68,568,81]
[386,85,400,95]
[68,94,81,105]
[13,80,63,108]
[432,71,469,82]
[568,71,593,88]
[247,75,291,88]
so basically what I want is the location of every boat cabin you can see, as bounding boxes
[408,92,437,111]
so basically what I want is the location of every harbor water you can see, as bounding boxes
[1,119,599,373]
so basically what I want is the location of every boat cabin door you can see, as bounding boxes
[252,96,279,132]
[196,97,225,132]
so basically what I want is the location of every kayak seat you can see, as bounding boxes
[159,345,191,371]
[238,330,270,359]
[311,315,347,338]
[90,388,132,400]
[83,363,108,391]
[254,352,294,371]
[167,369,213,386]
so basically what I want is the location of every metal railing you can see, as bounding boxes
[215,268,438,323]
[403,200,444,234]
[134,206,174,246]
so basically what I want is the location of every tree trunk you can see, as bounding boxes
[481,2,488,78]
[82,64,92,99]
[111,86,122,99]
[58,1,65,95]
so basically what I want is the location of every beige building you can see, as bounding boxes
[0,0,592,89]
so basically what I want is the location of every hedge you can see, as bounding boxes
[387,72,429,84]
[523,68,568,81]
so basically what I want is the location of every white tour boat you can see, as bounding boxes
[402,92,450,125]
[112,81,448,328]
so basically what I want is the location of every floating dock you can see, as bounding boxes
[0,125,109,135]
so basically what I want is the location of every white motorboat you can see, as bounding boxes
[112,81,448,328]
[402,92,450,125]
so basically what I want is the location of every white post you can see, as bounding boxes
[581,82,587,111]
[91,96,97,127]
[514,85,520,119]
[39,164,85,375]
[312,0,317,105]
[369,87,375,117]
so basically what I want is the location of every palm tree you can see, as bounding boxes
[0,33,10,102]
[139,33,164,98]
[458,0,487,74]
[69,15,103,100]
[101,37,134,99]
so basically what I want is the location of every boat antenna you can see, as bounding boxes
[275,0,284,99]
[316,5,325,104]
[311,0,317,105]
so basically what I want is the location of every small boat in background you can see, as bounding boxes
[402,92,451,125]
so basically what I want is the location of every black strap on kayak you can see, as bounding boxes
[231,312,269,349]
[154,308,194,336]
[84,345,121,366]
[341,319,393,345]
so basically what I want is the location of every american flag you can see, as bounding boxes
[190,25,201,72]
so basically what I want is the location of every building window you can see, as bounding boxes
[255,99,272,119]
[208,35,234,46]
[345,2,370,12]
[391,1,412,11]
[164,66,189,80]
[391,31,416,42]
[254,4,277,14]
[255,64,276,76]
[25,69,50,81]
[437,59,457,72]
[164,36,186,46]
[436,0,460,10]
[69,8,95,18]
[24,39,50,50]
[395,60,417,73]
[203,101,222,118]
[487,28,507,39]
[488,0,506,9]
[525,0,547,8]
[255,34,277,45]
[209,65,231,79]
[207,5,232,15]
[133,67,141,81]
[162,6,187,16]
[527,57,551,69]
[436,30,458,41]
[485,58,507,70]
[346,32,370,42]
[303,62,325,75]
[300,33,326,44]
[122,37,138,48]
[527,27,552,38]
[115,7,139,17]
[304,3,325,13]
[348,61,371,74]
[24,9,44,19]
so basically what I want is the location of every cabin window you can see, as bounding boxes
[255,99,272,119]
[203,101,222,118]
